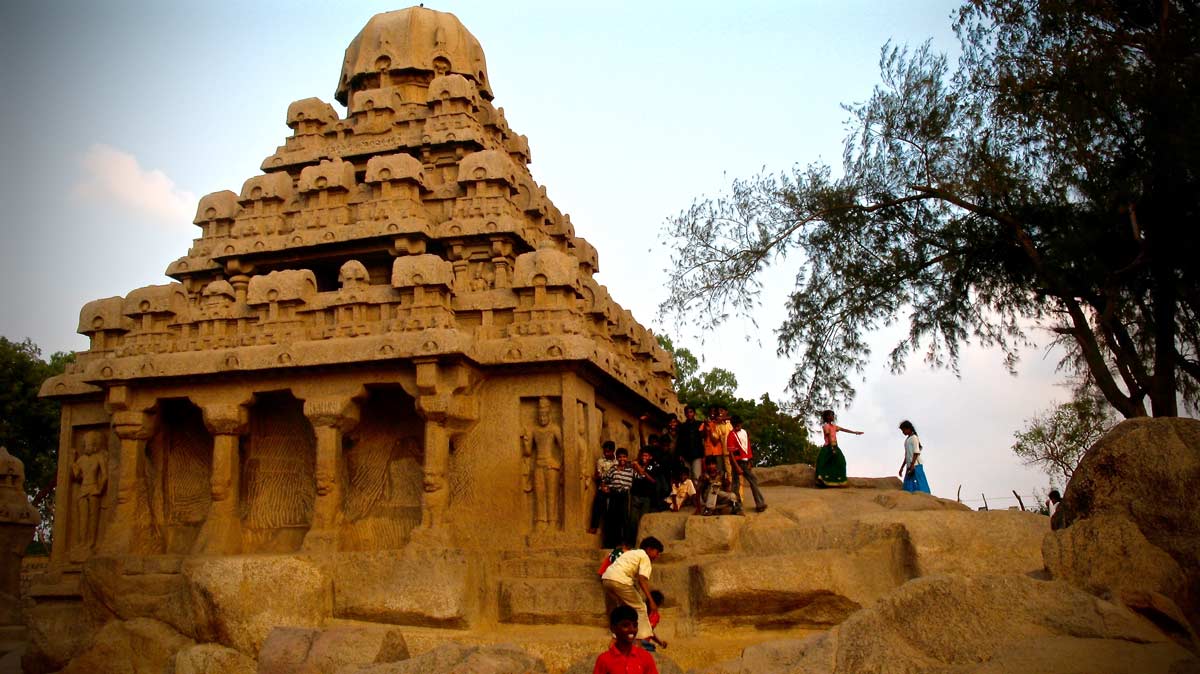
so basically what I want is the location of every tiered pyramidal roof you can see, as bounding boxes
[47,7,676,410]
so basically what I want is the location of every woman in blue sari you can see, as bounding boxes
[898,420,930,493]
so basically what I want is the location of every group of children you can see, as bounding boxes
[587,407,932,671]
[588,406,770,550]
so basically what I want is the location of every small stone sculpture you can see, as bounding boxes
[70,431,108,556]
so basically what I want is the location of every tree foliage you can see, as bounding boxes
[1012,395,1117,484]
[0,337,71,529]
[660,0,1200,420]
[658,335,817,466]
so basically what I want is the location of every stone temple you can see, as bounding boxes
[40,8,674,567]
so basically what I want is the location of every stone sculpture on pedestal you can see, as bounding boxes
[0,446,38,632]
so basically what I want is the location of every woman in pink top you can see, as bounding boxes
[816,409,863,487]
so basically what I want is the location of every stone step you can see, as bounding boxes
[498,555,599,579]
[499,545,600,561]
[498,577,606,625]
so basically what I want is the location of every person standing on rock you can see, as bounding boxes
[629,448,662,541]
[602,449,642,548]
[589,441,619,535]
[601,537,666,649]
[1046,489,1061,520]
[898,420,931,493]
[703,407,732,478]
[817,410,863,487]
[728,415,767,512]
[675,406,705,479]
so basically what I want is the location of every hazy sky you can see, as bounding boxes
[1,1,1092,508]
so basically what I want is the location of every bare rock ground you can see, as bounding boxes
[21,420,1200,673]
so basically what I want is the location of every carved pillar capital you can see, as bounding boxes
[201,403,249,436]
[413,359,478,428]
[302,396,361,431]
[110,410,156,441]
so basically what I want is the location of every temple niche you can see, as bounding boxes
[39,6,676,570]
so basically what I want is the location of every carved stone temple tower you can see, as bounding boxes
[40,7,676,565]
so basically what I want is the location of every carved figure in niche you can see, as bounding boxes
[420,470,448,529]
[242,400,315,533]
[200,281,236,319]
[468,263,493,292]
[71,431,108,555]
[386,437,423,506]
[433,56,452,76]
[521,397,563,529]
[346,434,422,518]
[339,260,369,291]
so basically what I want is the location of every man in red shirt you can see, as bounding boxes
[593,605,659,674]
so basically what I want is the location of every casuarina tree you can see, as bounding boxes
[660,0,1199,419]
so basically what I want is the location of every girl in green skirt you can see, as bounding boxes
[817,410,863,486]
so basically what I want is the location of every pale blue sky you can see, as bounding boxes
[1,1,1071,506]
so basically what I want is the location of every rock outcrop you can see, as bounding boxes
[695,574,1198,674]
[59,618,195,674]
[1046,417,1200,644]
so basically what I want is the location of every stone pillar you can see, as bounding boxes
[411,358,477,543]
[560,373,586,531]
[415,359,450,534]
[419,417,450,532]
[193,403,249,555]
[0,446,38,630]
[301,396,360,552]
[101,405,157,557]
[47,405,74,568]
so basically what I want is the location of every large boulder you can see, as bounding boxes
[60,618,195,674]
[755,463,816,487]
[82,555,195,637]
[865,510,1047,577]
[174,643,257,674]
[498,578,606,624]
[258,624,409,674]
[1050,418,1200,634]
[697,575,1198,674]
[344,643,547,674]
[182,554,333,655]
[332,548,470,627]
[22,600,105,673]
[694,539,912,628]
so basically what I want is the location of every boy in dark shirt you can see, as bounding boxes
[602,449,637,548]
[675,406,705,479]
[629,448,661,541]
[589,441,618,534]
[695,456,742,516]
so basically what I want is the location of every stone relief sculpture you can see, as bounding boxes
[385,437,424,507]
[241,398,315,550]
[521,396,563,530]
[70,431,107,557]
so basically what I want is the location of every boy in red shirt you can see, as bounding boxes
[593,605,659,674]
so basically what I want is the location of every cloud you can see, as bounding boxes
[73,144,195,226]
